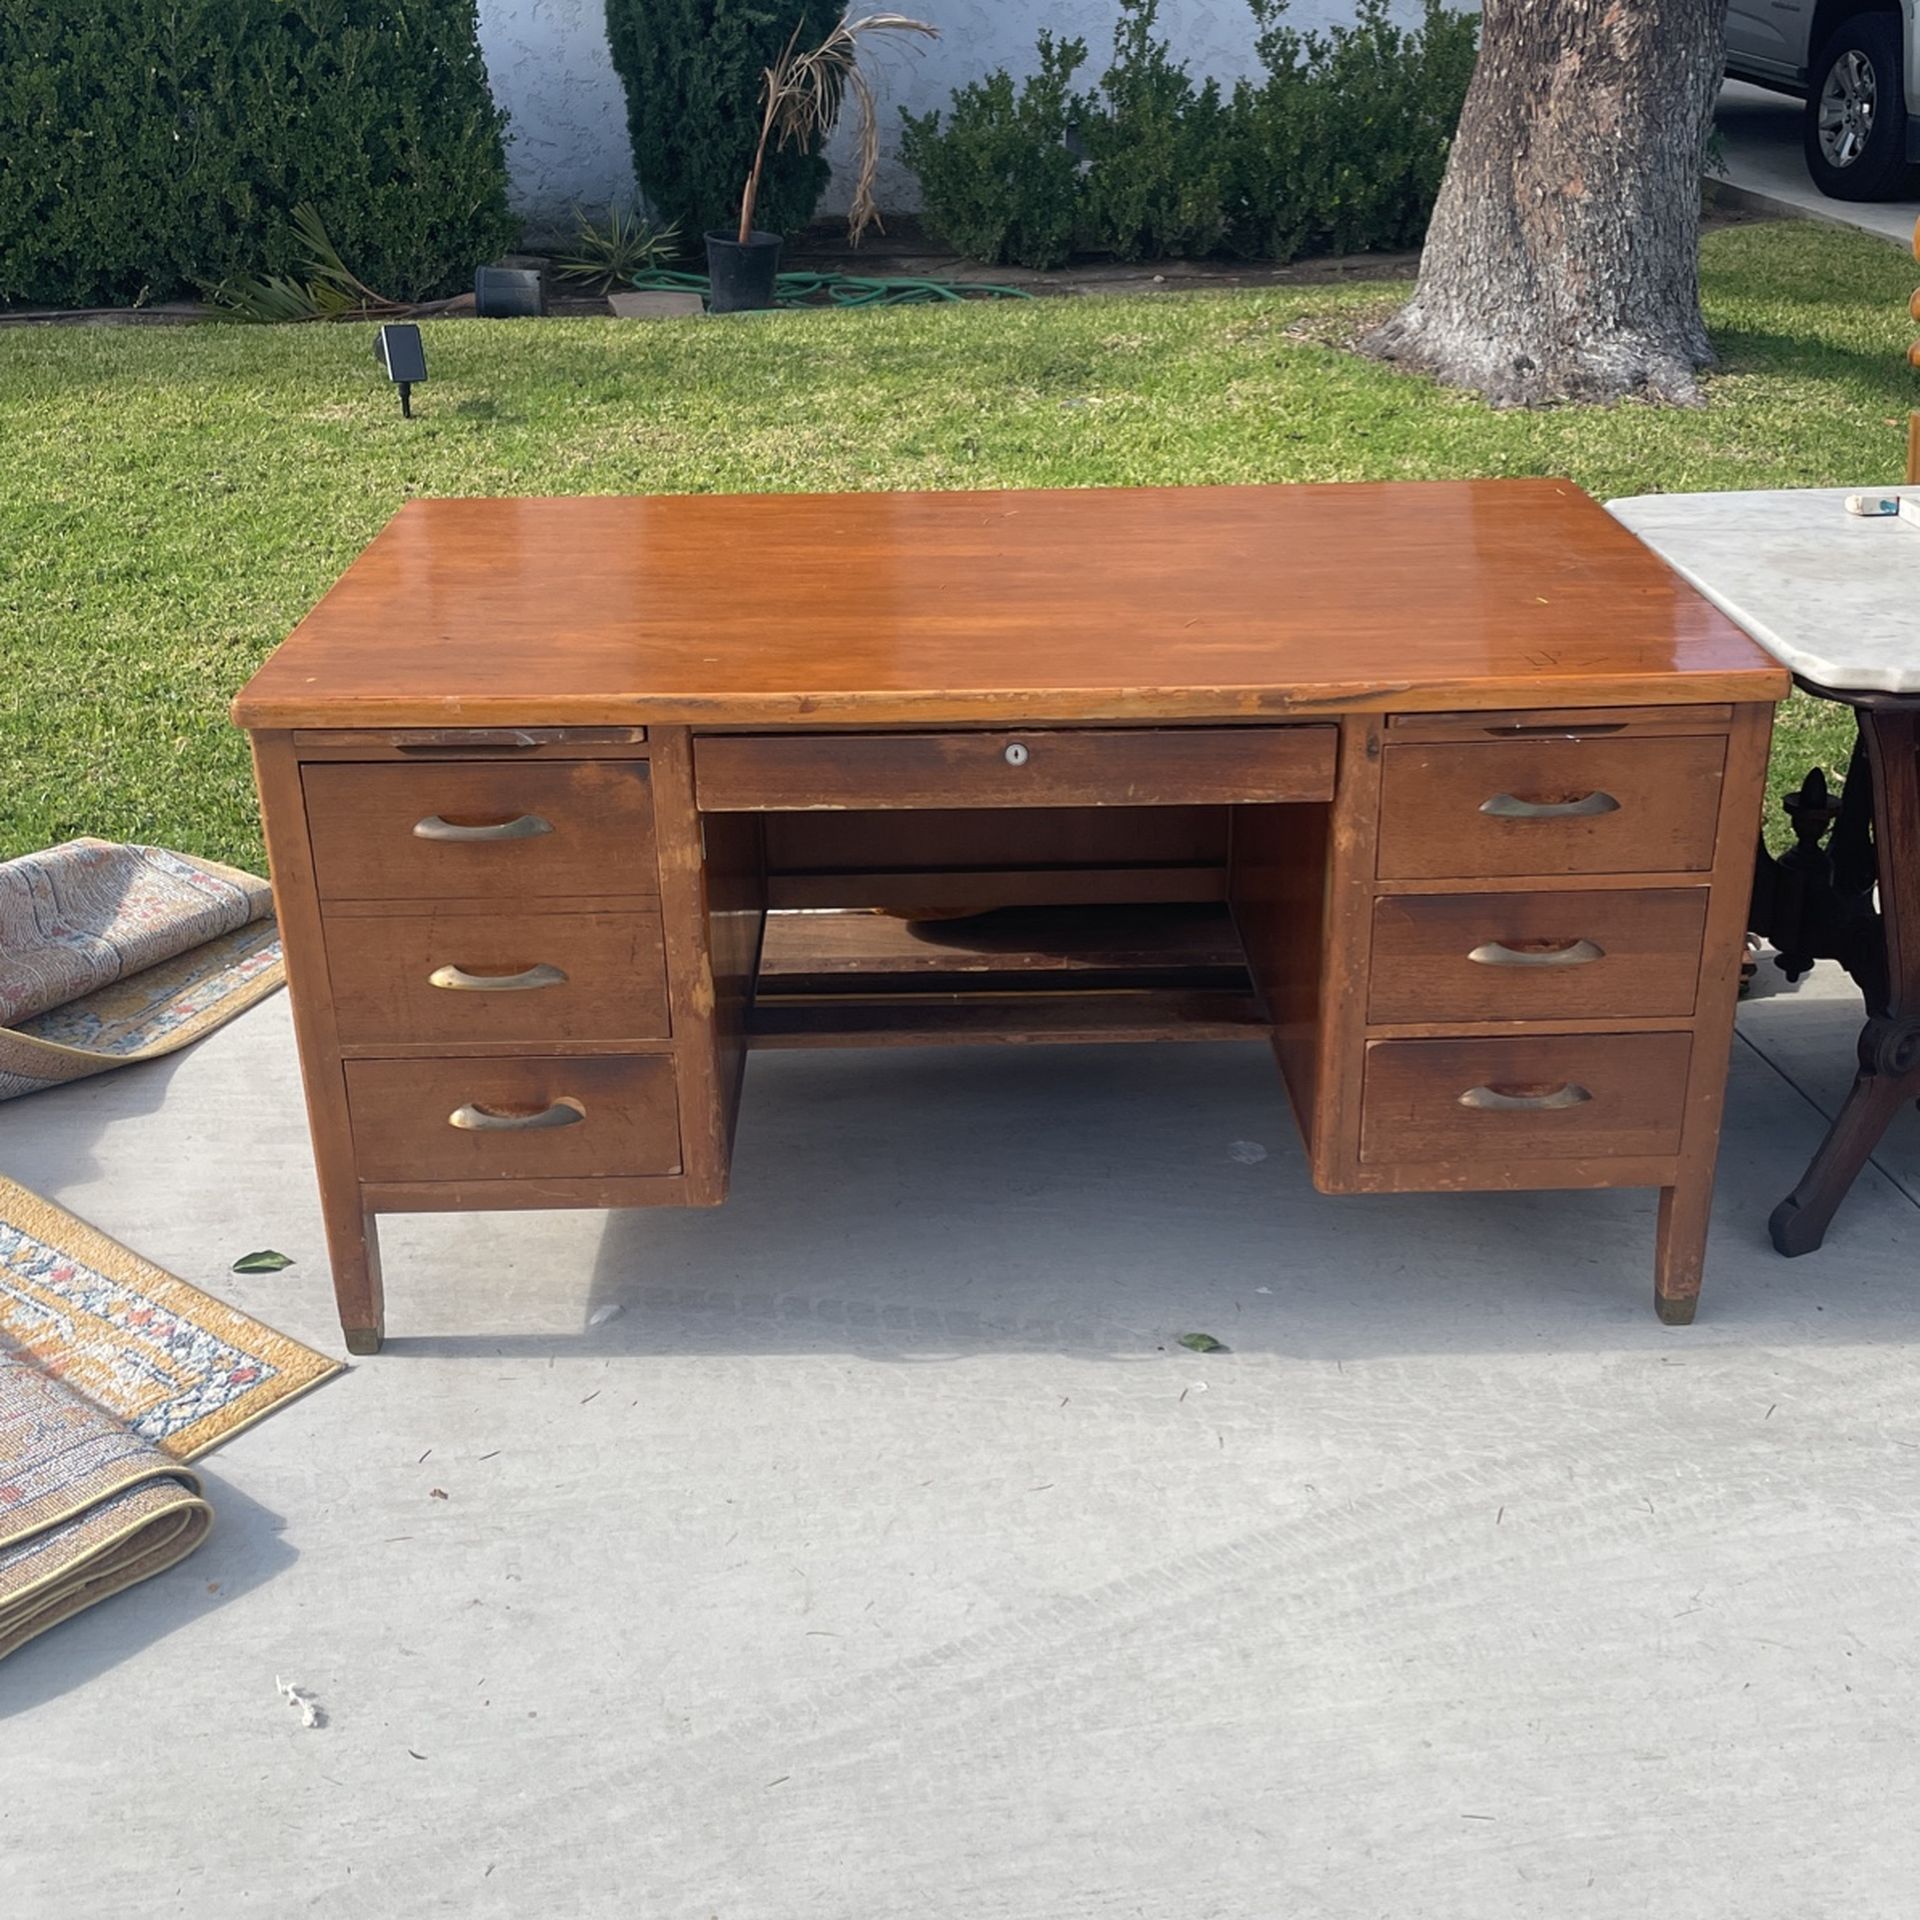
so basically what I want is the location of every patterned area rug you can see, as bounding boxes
[0,838,285,1101]
[0,1178,341,1661]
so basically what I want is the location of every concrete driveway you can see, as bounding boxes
[1715,78,1920,246]
[3,962,1918,1916]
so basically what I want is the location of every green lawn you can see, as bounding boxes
[3,219,1911,870]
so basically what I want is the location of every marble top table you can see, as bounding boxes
[1608,486,1920,694]
[1612,485,1920,1258]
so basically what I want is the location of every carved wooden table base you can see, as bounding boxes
[1757,682,1920,1255]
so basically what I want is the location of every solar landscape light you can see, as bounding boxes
[371,322,427,418]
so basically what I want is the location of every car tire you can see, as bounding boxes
[1802,12,1918,200]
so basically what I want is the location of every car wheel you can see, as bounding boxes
[1802,12,1918,200]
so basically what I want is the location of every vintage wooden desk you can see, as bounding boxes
[231,480,1788,1351]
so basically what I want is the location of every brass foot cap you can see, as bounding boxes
[343,1327,384,1356]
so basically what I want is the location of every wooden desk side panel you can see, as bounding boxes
[1653,698,1776,1319]
[1227,799,1330,1147]
[1229,715,1383,1178]
[1308,716,1389,1190]
[249,730,384,1348]
[649,727,765,1202]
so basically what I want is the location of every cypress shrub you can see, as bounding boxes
[604,0,843,242]
[0,0,515,309]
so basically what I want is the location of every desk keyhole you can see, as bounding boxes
[1004,742,1030,767]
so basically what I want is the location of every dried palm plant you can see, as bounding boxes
[737,11,938,248]
[205,204,410,323]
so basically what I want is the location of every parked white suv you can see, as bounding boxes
[1726,1,1919,198]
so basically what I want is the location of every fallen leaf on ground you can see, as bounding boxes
[232,1250,293,1274]
[1177,1332,1228,1354]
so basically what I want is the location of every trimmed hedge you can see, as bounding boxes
[902,0,1478,271]
[0,0,516,309]
[605,0,842,242]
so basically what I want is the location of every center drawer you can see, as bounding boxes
[1367,888,1709,1024]
[325,907,670,1046]
[304,760,657,901]
[694,727,1337,811]
[345,1054,682,1183]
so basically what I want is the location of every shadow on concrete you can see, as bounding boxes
[377,1039,1920,1366]
[0,1046,194,1195]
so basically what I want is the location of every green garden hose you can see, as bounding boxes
[627,268,1033,307]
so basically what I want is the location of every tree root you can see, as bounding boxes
[1362,301,1713,409]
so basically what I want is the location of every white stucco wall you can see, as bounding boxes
[477,0,1434,236]
[478,0,636,232]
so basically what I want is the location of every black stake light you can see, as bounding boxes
[372,322,427,418]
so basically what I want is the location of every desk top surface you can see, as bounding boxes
[1608,486,1920,696]
[232,479,1787,729]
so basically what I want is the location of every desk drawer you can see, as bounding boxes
[1359,1032,1691,1165]
[304,761,657,901]
[1367,888,1708,1025]
[325,907,670,1047]
[695,727,1337,811]
[1377,736,1725,879]
[345,1054,682,1183]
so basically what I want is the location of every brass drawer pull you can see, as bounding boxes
[1458,1082,1592,1112]
[1479,790,1620,820]
[412,813,553,842]
[449,1097,585,1132]
[1467,938,1605,969]
[428,962,569,993]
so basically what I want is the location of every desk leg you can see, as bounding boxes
[1653,1184,1709,1325]
[327,1197,385,1355]
[1769,701,1920,1256]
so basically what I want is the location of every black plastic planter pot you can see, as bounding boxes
[473,264,545,318]
[705,229,782,313]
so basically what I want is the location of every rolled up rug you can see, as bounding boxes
[0,1178,341,1661]
[0,838,284,1102]
[0,845,322,1660]
[0,1351,211,1661]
